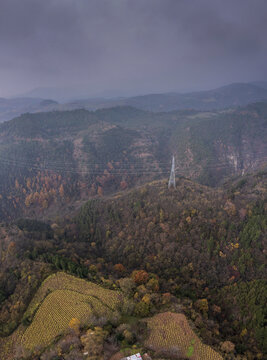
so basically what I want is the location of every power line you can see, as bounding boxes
[0,154,259,169]
[0,154,265,176]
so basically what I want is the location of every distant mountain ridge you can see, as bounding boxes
[73,82,267,112]
[0,97,59,123]
[1,82,267,123]
[250,81,267,90]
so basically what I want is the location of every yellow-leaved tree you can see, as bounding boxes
[68,317,80,335]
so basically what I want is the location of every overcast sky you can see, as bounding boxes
[0,0,267,98]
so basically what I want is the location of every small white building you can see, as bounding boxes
[121,353,143,360]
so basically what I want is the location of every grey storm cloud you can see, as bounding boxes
[0,0,267,97]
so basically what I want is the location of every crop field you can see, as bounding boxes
[145,312,223,360]
[20,273,122,350]
[27,272,120,312]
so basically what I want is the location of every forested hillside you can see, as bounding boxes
[0,103,266,221]
[71,172,266,356]
[0,171,266,359]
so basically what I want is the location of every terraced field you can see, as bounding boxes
[21,273,121,350]
[145,312,223,360]
[27,272,120,311]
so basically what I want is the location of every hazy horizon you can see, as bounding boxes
[1,0,267,98]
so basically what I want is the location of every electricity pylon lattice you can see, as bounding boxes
[168,155,176,189]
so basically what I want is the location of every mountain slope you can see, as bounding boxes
[0,103,266,221]
[0,171,265,358]
[72,172,266,355]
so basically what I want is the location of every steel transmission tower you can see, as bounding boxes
[168,155,176,189]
